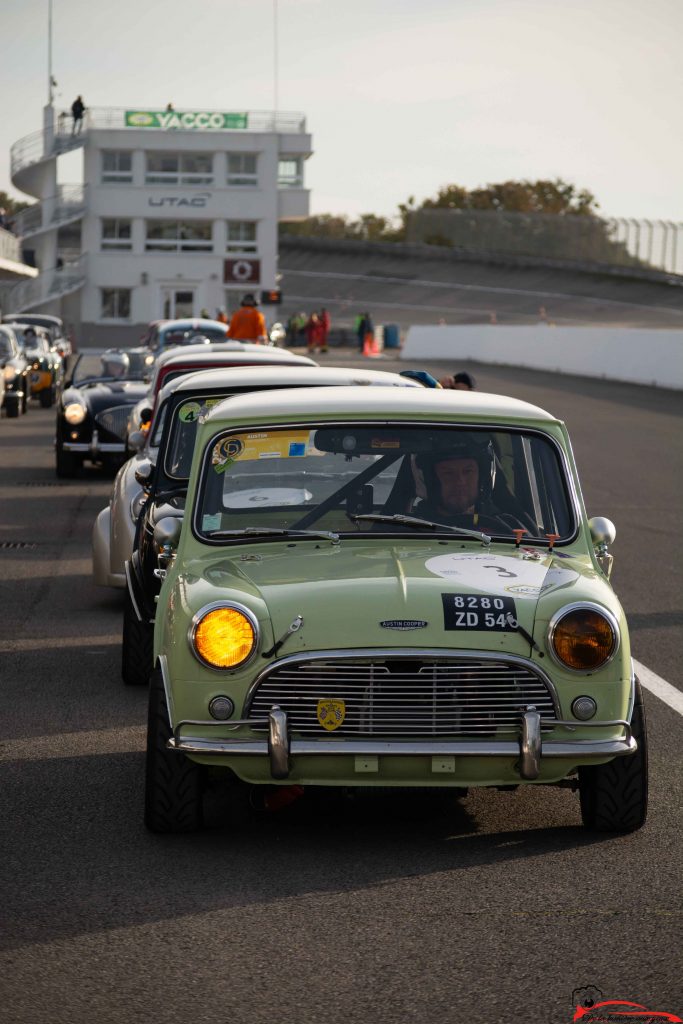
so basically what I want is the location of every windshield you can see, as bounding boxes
[70,350,149,384]
[194,424,575,544]
[15,330,50,355]
[158,327,226,348]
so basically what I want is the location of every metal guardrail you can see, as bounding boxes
[0,226,22,264]
[7,253,87,312]
[405,208,683,277]
[11,108,307,180]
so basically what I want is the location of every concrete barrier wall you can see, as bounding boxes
[401,325,683,390]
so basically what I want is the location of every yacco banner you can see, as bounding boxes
[125,111,248,130]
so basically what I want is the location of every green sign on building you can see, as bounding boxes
[125,110,248,130]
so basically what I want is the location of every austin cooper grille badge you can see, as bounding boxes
[380,620,428,630]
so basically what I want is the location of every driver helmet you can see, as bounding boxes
[416,434,497,505]
[101,350,130,379]
[185,334,212,346]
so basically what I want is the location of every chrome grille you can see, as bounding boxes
[247,656,557,737]
[95,405,132,441]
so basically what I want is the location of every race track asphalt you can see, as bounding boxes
[1,353,681,1024]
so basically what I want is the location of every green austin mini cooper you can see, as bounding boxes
[145,387,647,834]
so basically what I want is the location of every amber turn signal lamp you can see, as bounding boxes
[549,606,617,671]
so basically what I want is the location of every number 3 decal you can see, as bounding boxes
[483,564,517,579]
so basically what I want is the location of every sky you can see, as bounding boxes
[2,0,682,225]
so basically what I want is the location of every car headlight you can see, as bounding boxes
[64,402,86,425]
[548,603,619,672]
[190,602,259,670]
[3,366,17,382]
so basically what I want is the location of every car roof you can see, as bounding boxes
[201,384,560,428]
[158,318,228,334]
[155,348,316,372]
[153,340,264,368]
[167,364,422,398]
[2,313,63,328]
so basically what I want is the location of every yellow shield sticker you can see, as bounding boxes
[317,699,346,732]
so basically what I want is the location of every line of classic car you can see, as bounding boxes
[79,326,647,837]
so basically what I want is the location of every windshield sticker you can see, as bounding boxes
[426,553,549,599]
[178,401,201,423]
[211,430,312,473]
[202,513,222,531]
[442,593,516,631]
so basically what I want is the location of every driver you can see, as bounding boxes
[414,436,516,529]
[101,350,130,379]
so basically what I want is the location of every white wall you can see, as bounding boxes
[401,325,683,390]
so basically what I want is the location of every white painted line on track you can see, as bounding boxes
[634,658,683,717]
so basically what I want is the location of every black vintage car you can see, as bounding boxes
[0,324,31,418]
[55,348,152,477]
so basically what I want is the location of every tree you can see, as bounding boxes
[0,190,31,217]
[420,179,599,217]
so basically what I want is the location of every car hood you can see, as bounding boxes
[180,541,607,656]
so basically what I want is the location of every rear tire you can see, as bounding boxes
[40,386,55,408]
[144,668,205,833]
[579,679,648,832]
[122,589,153,686]
[5,396,20,419]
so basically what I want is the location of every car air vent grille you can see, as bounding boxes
[247,656,557,737]
[95,405,132,440]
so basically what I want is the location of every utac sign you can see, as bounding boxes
[125,110,248,130]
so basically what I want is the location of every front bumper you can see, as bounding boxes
[62,429,126,457]
[167,706,636,782]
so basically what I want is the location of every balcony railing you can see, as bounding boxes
[13,185,87,238]
[7,253,87,312]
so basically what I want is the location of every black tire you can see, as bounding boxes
[55,444,80,478]
[5,396,20,419]
[122,589,153,686]
[21,387,28,414]
[144,668,205,833]
[579,679,648,833]
[40,386,55,409]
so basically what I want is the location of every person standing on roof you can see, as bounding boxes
[226,293,267,343]
[71,96,86,134]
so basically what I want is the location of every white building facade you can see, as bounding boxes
[10,106,312,345]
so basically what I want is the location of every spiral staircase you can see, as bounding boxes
[8,107,87,313]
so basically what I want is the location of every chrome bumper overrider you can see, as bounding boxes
[167,707,636,782]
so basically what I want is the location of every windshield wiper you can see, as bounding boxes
[349,513,491,546]
[206,526,340,544]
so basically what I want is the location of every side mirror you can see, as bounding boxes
[588,516,616,579]
[129,430,146,452]
[154,516,182,552]
[134,458,154,489]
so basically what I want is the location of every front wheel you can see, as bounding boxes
[40,386,55,408]
[122,589,153,686]
[4,395,20,419]
[144,668,205,833]
[56,443,81,478]
[579,679,648,833]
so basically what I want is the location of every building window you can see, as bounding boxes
[145,152,213,185]
[278,157,303,188]
[145,220,213,252]
[227,153,258,186]
[102,151,132,183]
[226,220,257,253]
[101,219,132,251]
[101,288,131,319]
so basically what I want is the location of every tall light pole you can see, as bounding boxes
[273,0,279,115]
[48,0,54,104]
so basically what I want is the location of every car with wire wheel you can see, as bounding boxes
[144,386,647,835]
[0,324,31,418]
[116,365,423,685]
[55,348,151,477]
[145,318,229,354]
[13,324,64,407]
